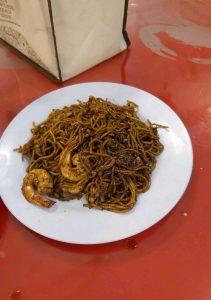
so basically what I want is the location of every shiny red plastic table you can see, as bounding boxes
[0,1,211,299]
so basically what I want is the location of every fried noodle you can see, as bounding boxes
[16,96,165,212]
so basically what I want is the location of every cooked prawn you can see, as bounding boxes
[61,178,87,194]
[22,169,55,208]
[60,146,87,181]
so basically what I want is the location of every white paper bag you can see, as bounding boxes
[0,0,130,81]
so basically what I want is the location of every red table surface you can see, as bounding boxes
[0,1,211,299]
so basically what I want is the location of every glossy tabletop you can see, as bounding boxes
[0,1,211,299]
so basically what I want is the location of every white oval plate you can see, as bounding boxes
[0,82,193,244]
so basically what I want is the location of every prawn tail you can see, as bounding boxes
[32,194,55,208]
